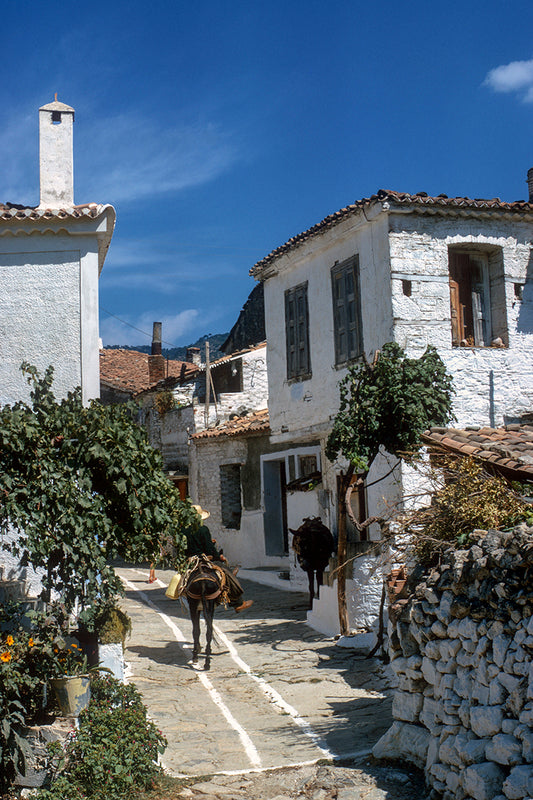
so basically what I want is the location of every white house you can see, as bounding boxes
[251,179,533,635]
[0,98,115,407]
[0,97,115,592]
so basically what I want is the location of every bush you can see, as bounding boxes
[36,676,167,800]
[0,601,62,793]
[410,457,533,566]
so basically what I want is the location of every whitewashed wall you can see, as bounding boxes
[263,211,393,438]
[0,221,108,407]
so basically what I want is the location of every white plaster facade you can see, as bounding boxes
[0,211,115,407]
[252,189,533,635]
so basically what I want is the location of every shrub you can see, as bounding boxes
[36,676,167,800]
[410,457,533,567]
[0,601,62,793]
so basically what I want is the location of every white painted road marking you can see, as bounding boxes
[213,624,334,759]
[122,576,262,769]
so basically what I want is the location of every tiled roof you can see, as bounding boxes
[191,408,270,441]
[99,349,198,395]
[0,202,106,221]
[423,425,533,481]
[251,189,533,275]
[208,341,266,369]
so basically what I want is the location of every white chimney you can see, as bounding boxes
[39,95,75,209]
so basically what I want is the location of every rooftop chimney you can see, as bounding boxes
[149,322,165,384]
[151,322,162,355]
[528,167,533,203]
[39,95,75,209]
[186,346,201,366]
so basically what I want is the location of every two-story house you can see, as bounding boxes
[251,178,533,634]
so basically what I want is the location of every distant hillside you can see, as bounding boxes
[104,333,228,363]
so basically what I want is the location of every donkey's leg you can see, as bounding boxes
[188,599,201,664]
[316,569,324,598]
[204,600,215,671]
[306,569,315,609]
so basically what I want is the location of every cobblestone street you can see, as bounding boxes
[118,566,427,799]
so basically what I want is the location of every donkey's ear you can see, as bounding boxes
[289,528,296,534]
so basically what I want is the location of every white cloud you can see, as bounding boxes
[0,100,243,206]
[483,58,533,103]
[77,112,241,204]
[99,309,199,348]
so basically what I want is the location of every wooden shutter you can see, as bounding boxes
[285,283,310,379]
[332,256,362,364]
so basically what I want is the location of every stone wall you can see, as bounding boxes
[373,524,533,800]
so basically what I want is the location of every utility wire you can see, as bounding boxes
[99,306,181,349]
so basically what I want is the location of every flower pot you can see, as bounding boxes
[50,675,90,716]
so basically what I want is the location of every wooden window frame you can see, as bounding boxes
[449,250,492,347]
[331,255,363,365]
[285,282,311,381]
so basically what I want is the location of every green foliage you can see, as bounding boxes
[50,640,89,676]
[326,343,454,473]
[411,457,533,567]
[92,605,132,645]
[0,364,196,617]
[153,390,176,416]
[36,676,167,800]
[0,601,65,793]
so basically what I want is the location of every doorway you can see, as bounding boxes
[263,459,288,556]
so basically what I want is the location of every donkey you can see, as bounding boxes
[184,558,224,670]
[290,517,335,609]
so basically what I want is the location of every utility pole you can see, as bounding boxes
[204,340,210,428]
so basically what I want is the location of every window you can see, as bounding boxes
[212,358,242,394]
[449,248,506,347]
[220,464,242,529]
[331,256,363,364]
[285,283,311,380]
[299,454,318,477]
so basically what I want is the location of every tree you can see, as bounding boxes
[0,364,195,623]
[325,343,454,635]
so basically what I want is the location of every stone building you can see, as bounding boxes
[137,341,269,487]
[250,180,533,635]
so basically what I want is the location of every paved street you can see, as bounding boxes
[117,565,426,799]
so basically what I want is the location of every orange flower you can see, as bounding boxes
[28,638,34,648]
[6,635,14,646]
[1,651,12,662]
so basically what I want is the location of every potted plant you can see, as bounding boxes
[77,600,131,681]
[49,640,91,717]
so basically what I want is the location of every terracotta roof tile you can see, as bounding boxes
[99,349,198,395]
[423,425,533,480]
[251,189,533,275]
[191,408,270,441]
[205,341,267,370]
[0,202,107,221]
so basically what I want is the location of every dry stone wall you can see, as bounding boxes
[373,524,533,800]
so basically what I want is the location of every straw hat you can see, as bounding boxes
[192,504,210,521]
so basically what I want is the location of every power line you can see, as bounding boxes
[99,307,180,349]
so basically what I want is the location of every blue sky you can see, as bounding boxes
[1,1,532,348]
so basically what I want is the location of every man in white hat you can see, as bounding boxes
[183,505,253,613]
